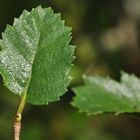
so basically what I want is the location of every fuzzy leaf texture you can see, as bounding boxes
[72,72,140,115]
[0,6,75,105]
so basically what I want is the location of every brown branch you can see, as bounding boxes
[13,93,26,140]
[14,119,21,140]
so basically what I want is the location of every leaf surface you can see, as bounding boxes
[72,72,140,115]
[0,6,75,104]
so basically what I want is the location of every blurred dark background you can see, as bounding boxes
[1,0,140,139]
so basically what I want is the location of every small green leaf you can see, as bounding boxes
[0,6,75,105]
[72,72,140,115]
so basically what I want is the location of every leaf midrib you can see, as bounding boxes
[22,10,46,96]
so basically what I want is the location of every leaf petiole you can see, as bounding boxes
[15,92,27,122]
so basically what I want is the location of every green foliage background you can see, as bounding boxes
[1,0,140,140]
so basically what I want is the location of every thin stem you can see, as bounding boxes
[16,93,27,119]
[14,93,27,140]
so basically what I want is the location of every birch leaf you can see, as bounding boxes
[72,72,140,115]
[0,6,75,105]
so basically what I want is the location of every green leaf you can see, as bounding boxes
[72,72,140,115]
[0,6,75,105]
